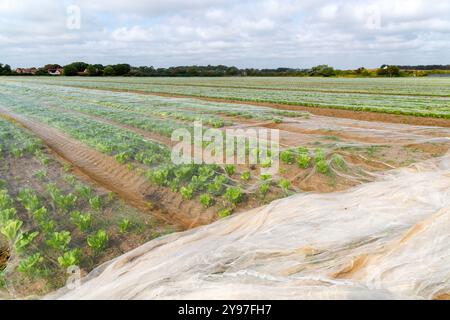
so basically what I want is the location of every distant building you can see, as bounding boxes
[15,67,37,75]
[48,68,64,75]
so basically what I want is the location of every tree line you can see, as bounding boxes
[0,63,12,75]
[1,62,449,77]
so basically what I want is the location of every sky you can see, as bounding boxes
[0,0,449,69]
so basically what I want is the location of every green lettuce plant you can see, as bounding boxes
[15,231,39,253]
[70,211,93,232]
[58,249,81,268]
[200,194,214,208]
[1,219,23,243]
[119,218,132,233]
[46,231,71,251]
[89,196,102,211]
[224,187,244,206]
[17,253,43,276]
[0,208,17,225]
[87,230,108,253]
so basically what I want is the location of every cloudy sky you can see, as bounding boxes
[1,0,449,69]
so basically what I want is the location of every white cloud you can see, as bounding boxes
[0,0,449,68]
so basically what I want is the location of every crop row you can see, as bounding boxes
[0,119,109,293]
[2,80,309,122]
[22,78,450,118]
[14,76,450,97]
[0,81,360,222]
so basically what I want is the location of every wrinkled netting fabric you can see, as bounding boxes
[49,152,450,300]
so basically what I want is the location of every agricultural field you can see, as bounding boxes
[0,77,449,298]
[7,76,450,119]
[0,116,175,297]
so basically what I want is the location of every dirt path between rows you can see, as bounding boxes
[50,84,450,128]
[0,108,217,230]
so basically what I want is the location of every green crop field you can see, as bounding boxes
[0,76,449,297]
[5,76,450,119]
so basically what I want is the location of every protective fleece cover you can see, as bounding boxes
[49,152,450,300]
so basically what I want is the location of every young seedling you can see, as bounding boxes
[316,160,330,174]
[107,192,115,203]
[278,178,291,195]
[224,165,236,176]
[207,175,228,196]
[314,148,326,163]
[64,175,77,186]
[331,154,347,171]
[0,190,13,209]
[58,249,81,268]
[180,186,194,200]
[0,271,5,288]
[297,152,312,169]
[39,219,56,235]
[70,211,93,232]
[218,208,232,219]
[75,185,93,200]
[46,231,71,252]
[119,218,132,233]
[0,208,17,225]
[188,175,206,192]
[273,118,283,124]
[148,168,170,186]
[58,194,78,212]
[260,173,272,181]
[89,196,102,211]
[32,207,48,222]
[17,189,42,214]
[15,231,39,253]
[34,170,48,181]
[34,149,49,166]
[224,187,244,206]
[63,163,72,173]
[47,184,78,212]
[261,159,272,168]
[241,171,251,182]
[17,253,43,276]
[87,230,109,253]
[115,152,130,164]
[199,194,214,208]
[1,219,23,243]
[280,150,295,164]
[11,147,23,158]
[259,183,270,198]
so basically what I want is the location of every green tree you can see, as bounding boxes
[377,65,400,77]
[86,65,98,76]
[103,66,115,76]
[69,62,89,72]
[112,64,131,76]
[2,64,12,75]
[63,65,78,76]
[310,65,336,77]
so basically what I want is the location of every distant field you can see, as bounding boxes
[6,76,450,119]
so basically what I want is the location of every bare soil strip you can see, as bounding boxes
[50,84,450,128]
[0,108,217,229]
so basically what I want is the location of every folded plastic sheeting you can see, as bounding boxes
[50,152,450,300]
